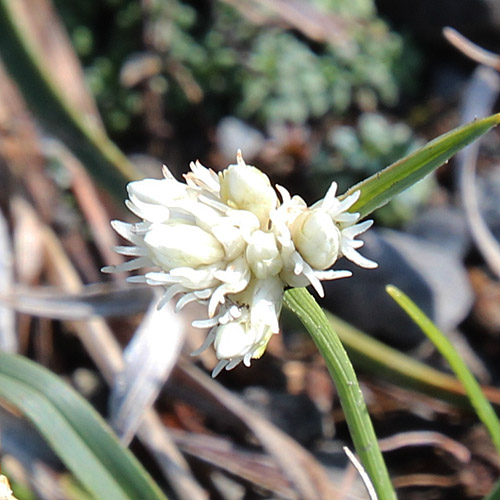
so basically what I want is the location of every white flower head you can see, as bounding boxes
[103,151,376,375]
[0,475,15,500]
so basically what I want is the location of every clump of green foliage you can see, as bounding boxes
[312,113,434,224]
[54,0,143,135]
[329,113,421,176]
[236,15,410,123]
[56,0,419,134]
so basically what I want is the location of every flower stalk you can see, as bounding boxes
[284,287,396,500]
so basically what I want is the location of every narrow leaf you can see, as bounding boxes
[324,310,500,408]
[343,114,500,219]
[284,288,396,500]
[485,479,500,500]
[0,375,129,500]
[386,285,500,453]
[0,0,141,198]
[0,351,168,500]
[0,207,16,352]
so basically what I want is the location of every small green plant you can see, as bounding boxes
[314,113,433,224]
[54,0,419,132]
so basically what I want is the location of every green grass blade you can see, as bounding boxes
[386,285,500,453]
[0,375,128,500]
[343,114,500,219]
[0,351,168,500]
[282,308,500,408]
[484,479,500,500]
[324,311,493,405]
[0,0,141,198]
[284,288,396,500]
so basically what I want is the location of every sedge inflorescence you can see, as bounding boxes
[103,151,376,376]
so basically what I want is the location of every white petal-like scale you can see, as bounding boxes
[211,224,246,261]
[301,263,325,298]
[131,222,151,235]
[208,289,226,318]
[342,219,374,238]
[350,239,365,250]
[190,160,221,193]
[192,317,220,329]
[125,198,170,223]
[190,328,217,356]
[335,212,360,224]
[195,289,213,299]
[156,284,185,309]
[102,256,151,273]
[126,275,147,283]
[341,244,378,269]
[196,193,229,214]
[330,190,361,218]
[174,292,200,311]
[212,359,229,377]
[314,269,352,281]
[113,245,148,257]
[275,184,291,204]
[162,164,175,180]
[315,181,338,212]
[144,223,225,270]
[110,220,143,245]
[292,253,304,275]
[143,271,176,284]
[227,358,245,370]
[169,267,218,289]
[292,210,340,270]
[213,322,255,359]
[127,178,170,204]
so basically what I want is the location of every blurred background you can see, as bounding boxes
[2,0,500,499]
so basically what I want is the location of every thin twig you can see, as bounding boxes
[444,27,500,70]
[343,447,378,500]
[379,431,470,463]
[457,65,500,278]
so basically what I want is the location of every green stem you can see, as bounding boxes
[484,478,500,500]
[284,288,396,500]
